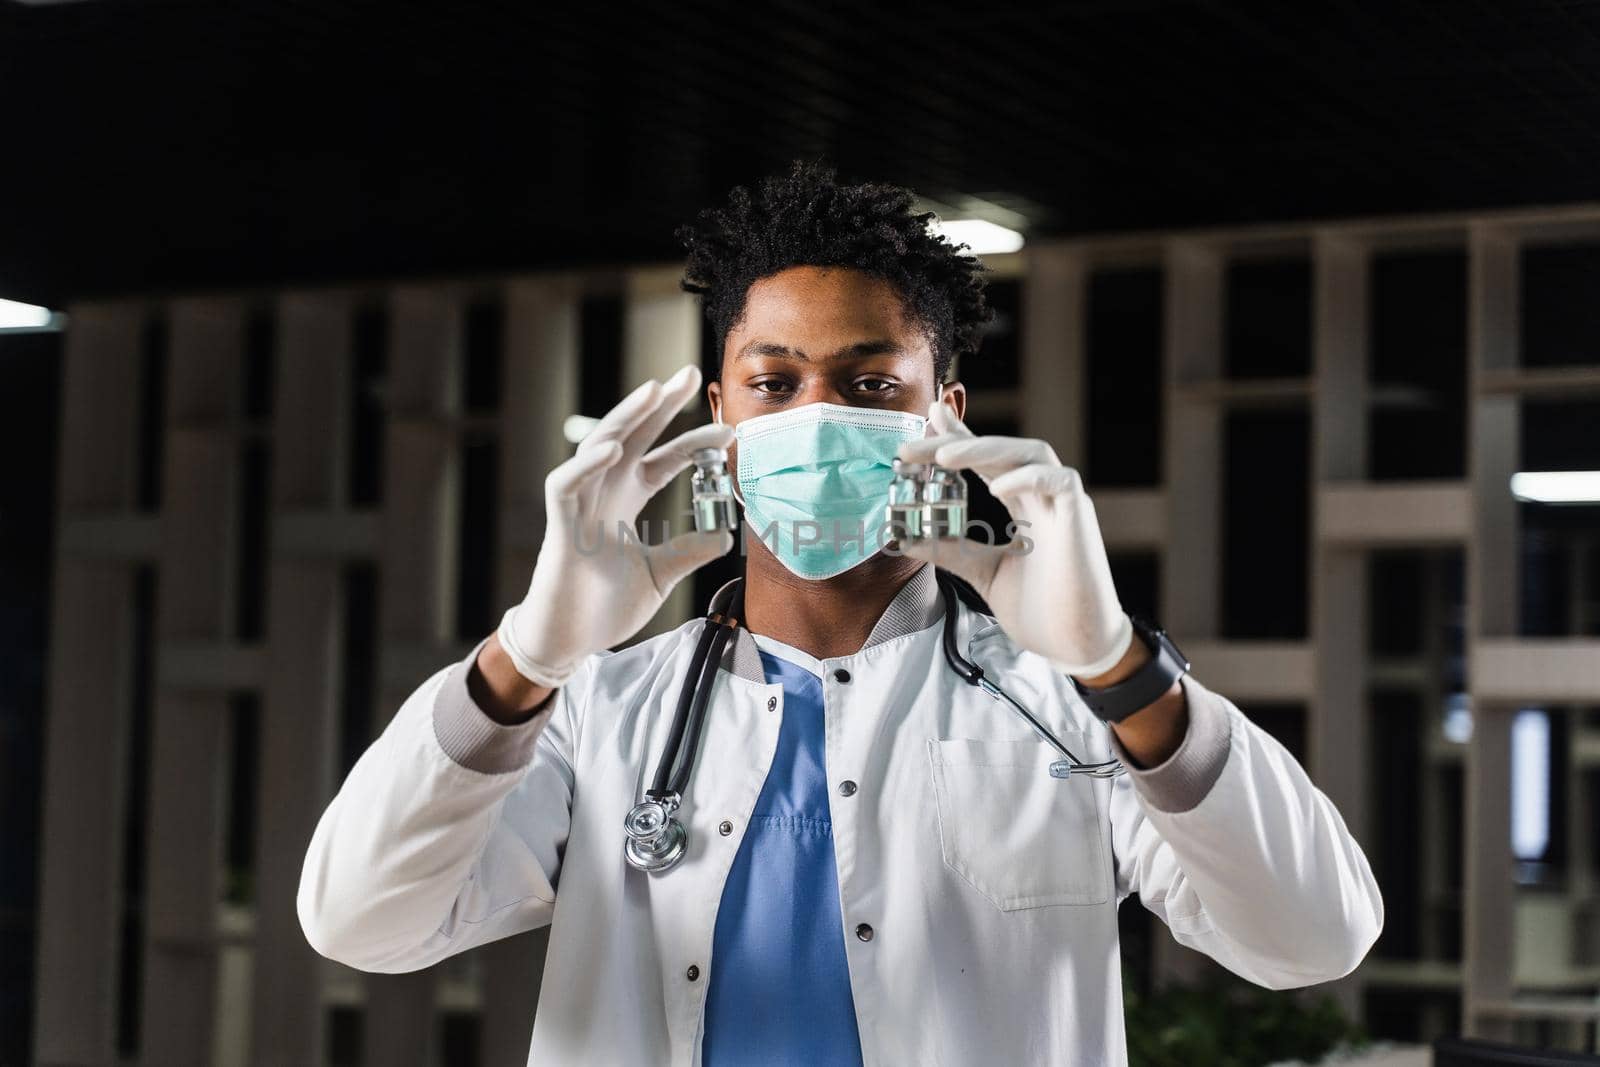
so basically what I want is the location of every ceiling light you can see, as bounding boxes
[1509,470,1600,504]
[928,219,1024,256]
[1511,709,1550,862]
[0,297,59,331]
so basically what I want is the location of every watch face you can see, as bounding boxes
[1131,613,1187,668]
[1130,613,1163,645]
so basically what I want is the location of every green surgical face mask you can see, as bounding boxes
[730,400,930,580]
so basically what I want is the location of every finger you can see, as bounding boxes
[898,400,975,463]
[545,440,624,517]
[987,461,1082,505]
[933,436,1058,481]
[577,377,674,516]
[895,537,1009,596]
[644,529,735,595]
[620,364,702,462]
[580,378,666,454]
[898,431,970,464]
[638,422,737,492]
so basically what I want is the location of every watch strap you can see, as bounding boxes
[1070,614,1191,723]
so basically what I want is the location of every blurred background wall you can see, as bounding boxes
[3,2,1599,1065]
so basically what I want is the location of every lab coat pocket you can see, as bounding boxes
[928,735,1110,910]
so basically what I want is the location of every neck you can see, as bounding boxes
[741,539,925,660]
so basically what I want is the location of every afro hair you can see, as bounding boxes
[675,158,994,383]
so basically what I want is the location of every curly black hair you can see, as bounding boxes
[676,158,994,383]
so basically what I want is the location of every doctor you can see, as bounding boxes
[298,160,1383,1066]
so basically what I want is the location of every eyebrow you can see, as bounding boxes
[735,339,905,362]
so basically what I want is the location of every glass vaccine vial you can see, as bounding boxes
[923,464,967,539]
[690,447,738,533]
[886,459,929,540]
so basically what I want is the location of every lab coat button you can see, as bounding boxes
[718,820,733,836]
[686,964,701,981]
[855,923,874,942]
[838,780,858,797]
[833,668,852,683]
[766,696,777,712]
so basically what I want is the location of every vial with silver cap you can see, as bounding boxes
[922,464,968,539]
[886,458,929,541]
[690,447,738,533]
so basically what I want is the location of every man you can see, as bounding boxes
[298,159,1383,1066]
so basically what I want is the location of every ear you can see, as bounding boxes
[707,379,723,424]
[940,380,967,424]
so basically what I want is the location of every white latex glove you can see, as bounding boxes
[496,365,735,687]
[896,402,1135,679]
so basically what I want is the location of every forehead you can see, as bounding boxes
[730,265,919,343]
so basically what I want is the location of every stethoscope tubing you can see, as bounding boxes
[625,568,1124,873]
[650,581,743,799]
[649,621,719,798]
[937,571,1124,779]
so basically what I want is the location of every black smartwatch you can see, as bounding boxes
[1069,613,1191,723]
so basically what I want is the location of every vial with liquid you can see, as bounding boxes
[923,465,967,539]
[690,447,738,533]
[886,459,929,540]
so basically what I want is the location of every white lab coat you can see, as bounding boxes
[298,565,1383,1066]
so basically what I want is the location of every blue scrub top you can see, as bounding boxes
[701,646,865,1066]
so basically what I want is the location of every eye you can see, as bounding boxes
[749,376,794,396]
[852,377,898,395]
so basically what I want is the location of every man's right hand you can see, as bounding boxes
[488,364,734,712]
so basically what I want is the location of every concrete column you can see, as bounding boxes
[1464,224,1520,1040]
[252,291,354,1067]
[1153,239,1224,988]
[476,275,582,1067]
[624,266,703,637]
[1419,553,1452,967]
[1161,240,1224,642]
[140,298,245,1066]
[1567,539,1596,950]
[368,285,464,1066]
[33,304,147,1067]
[1309,232,1372,1017]
[1309,234,1372,831]
[1466,225,1521,639]
[1020,243,1087,469]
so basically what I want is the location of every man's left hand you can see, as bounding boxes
[896,402,1135,681]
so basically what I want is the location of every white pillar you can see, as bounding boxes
[476,275,583,1067]
[1309,232,1371,1017]
[1154,239,1225,988]
[1161,239,1224,641]
[1464,224,1520,1041]
[624,267,703,637]
[252,291,355,1066]
[140,298,245,1065]
[34,302,147,1067]
[1020,243,1087,469]
[1309,233,1372,832]
[368,285,463,1065]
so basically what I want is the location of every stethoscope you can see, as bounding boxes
[622,568,1126,874]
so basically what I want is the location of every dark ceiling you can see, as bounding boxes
[5,0,1600,306]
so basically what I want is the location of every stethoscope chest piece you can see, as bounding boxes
[624,795,688,873]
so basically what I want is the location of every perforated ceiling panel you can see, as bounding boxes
[4,0,1600,303]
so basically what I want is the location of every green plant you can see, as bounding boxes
[1123,971,1370,1067]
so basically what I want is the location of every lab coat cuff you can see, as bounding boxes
[1106,673,1232,814]
[431,633,557,775]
